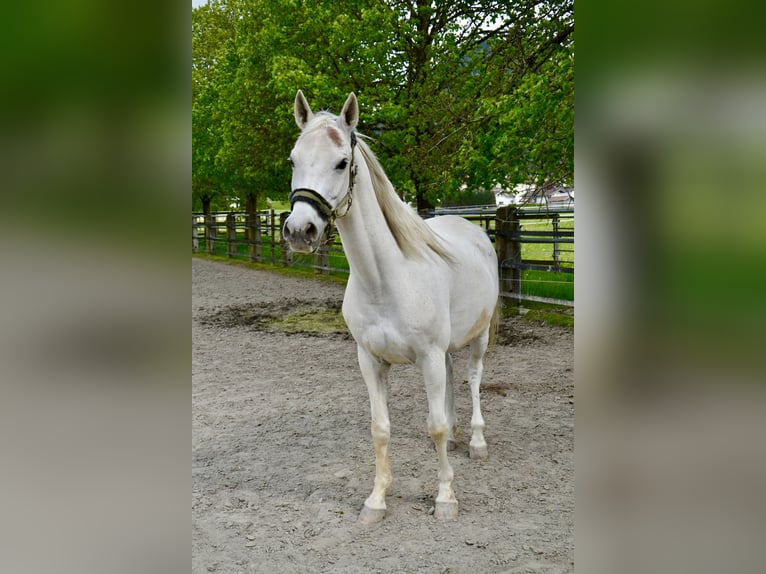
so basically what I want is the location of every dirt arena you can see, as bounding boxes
[192,258,573,573]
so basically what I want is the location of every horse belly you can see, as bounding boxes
[449,306,492,351]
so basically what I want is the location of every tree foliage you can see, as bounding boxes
[192,0,573,212]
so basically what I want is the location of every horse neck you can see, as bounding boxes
[334,158,403,290]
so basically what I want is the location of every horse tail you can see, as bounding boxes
[487,300,501,355]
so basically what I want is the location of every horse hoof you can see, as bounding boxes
[469,445,488,460]
[434,500,458,520]
[359,504,386,524]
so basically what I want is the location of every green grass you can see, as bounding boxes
[264,308,349,335]
[194,229,350,276]
[518,216,574,300]
[267,200,291,211]
[503,300,574,330]
[520,270,574,300]
[519,218,574,261]
[290,246,350,273]
[523,307,574,330]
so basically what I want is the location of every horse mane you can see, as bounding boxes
[299,112,453,264]
[354,137,455,264]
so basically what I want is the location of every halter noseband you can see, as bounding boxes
[289,132,357,225]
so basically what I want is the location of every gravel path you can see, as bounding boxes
[192,257,573,573]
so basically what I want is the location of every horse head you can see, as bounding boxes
[282,90,359,253]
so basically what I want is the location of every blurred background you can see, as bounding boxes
[0,0,764,572]
[577,0,766,572]
[0,1,188,573]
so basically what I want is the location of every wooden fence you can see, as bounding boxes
[192,204,574,306]
[493,205,574,306]
[191,210,347,274]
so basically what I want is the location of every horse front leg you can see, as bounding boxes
[420,351,458,520]
[356,346,393,524]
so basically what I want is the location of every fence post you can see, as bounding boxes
[496,205,522,298]
[192,215,199,252]
[552,212,560,266]
[270,208,276,265]
[314,231,332,275]
[226,213,236,257]
[509,206,522,295]
[205,213,215,254]
[279,212,292,267]
[314,245,325,274]
[246,195,261,262]
[254,212,263,261]
[247,210,256,262]
[496,205,509,297]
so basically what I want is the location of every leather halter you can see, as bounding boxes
[289,132,357,225]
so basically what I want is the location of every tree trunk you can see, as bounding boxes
[413,171,434,215]
[415,191,434,215]
[202,194,211,216]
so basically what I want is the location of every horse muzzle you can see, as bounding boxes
[282,208,327,253]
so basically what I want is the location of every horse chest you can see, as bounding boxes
[343,301,421,365]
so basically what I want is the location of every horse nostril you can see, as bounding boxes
[305,222,318,242]
[283,222,293,240]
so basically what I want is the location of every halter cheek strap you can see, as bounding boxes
[288,132,357,224]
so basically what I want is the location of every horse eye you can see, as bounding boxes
[335,158,348,170]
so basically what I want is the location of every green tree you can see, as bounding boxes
[192,0,573,213]
[454,2,575,197]
[192,0,235,212]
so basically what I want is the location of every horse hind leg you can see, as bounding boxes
[445,353,458,451]
[357,346,393,524]
[468,330,490,460]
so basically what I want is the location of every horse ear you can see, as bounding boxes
[340,92,359,132]
[294,90,314,129]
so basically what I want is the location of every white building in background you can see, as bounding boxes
[494,183,574,208]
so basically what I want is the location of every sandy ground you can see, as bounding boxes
[192,258,573,573]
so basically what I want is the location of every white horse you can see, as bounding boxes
[283,91,499,522]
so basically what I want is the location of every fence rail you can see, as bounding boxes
[191,210,348,275]
[193,204,574,306]
[494,204,574,306]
